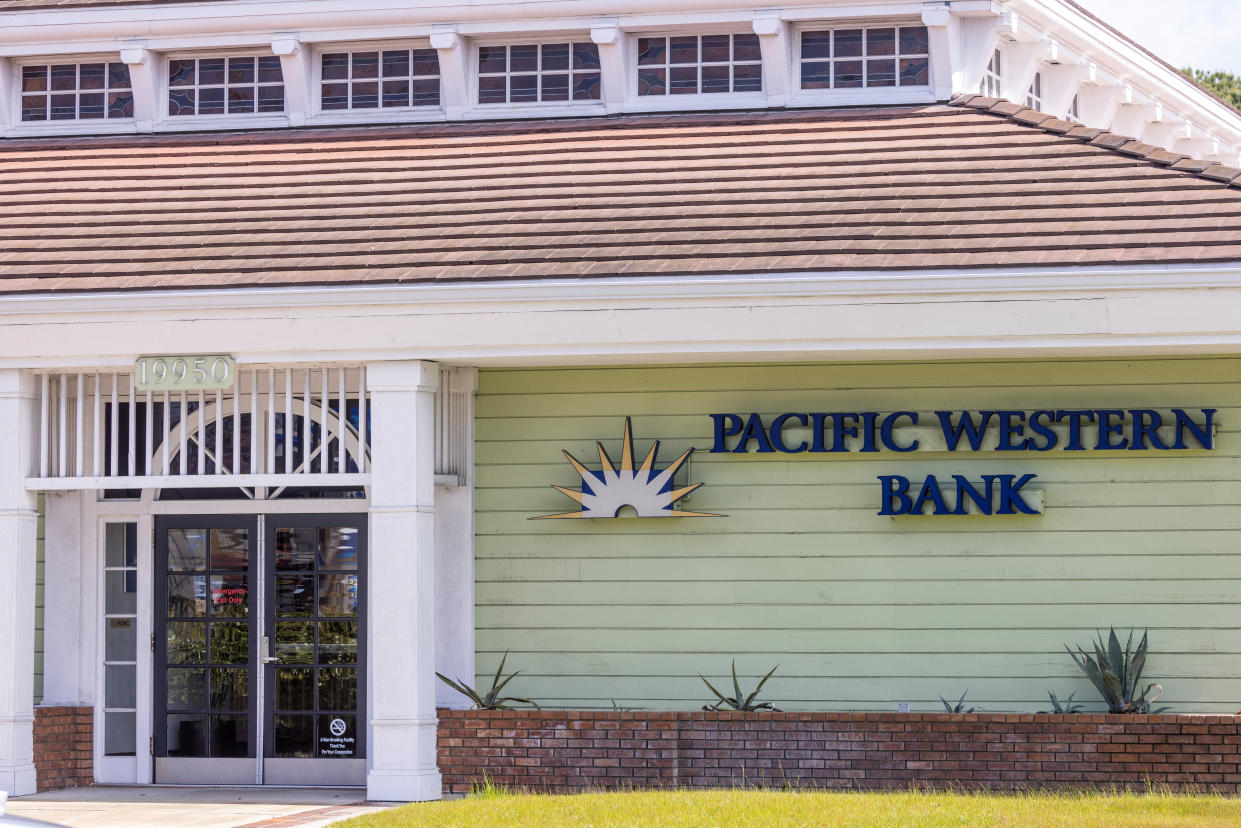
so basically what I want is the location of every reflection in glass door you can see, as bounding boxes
[154,516,257,784]
[265,518,366,785]
[153,514,366,786]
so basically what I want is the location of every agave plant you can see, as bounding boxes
[1065,628,1169,714]
[700,661,779,712]
[435,651,539,710]
[940,690,976,714]
[1041,690,1084,714]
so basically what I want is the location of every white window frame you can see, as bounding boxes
[1026,71,1043,110]
[788,20,937,109]
[631,32,764,98]
[92,510,154,785]
[8,54,138,138]
[157,49,290,132]
[617,25,766,113]
[308,39,447,126]
[981,47,1003,98]
[468,34,606,118]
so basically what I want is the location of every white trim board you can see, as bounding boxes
[3,264,1241,367]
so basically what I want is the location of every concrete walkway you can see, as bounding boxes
[4,786,393,828]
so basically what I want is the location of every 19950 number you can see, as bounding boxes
[135,355,235,391]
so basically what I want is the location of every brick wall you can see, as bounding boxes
[33,705,92,792]
[437,709,1241,794]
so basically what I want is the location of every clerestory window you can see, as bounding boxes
[20,61,134,121]
[637,33,763,96]
[321,48,441,110]
[799,25,930,90]
[167,55,285,117]
[476,41,602,104]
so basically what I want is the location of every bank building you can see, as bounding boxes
[0,0,1240,802]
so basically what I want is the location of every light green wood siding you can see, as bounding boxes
[474,357,1241,713]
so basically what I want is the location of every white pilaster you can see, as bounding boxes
[591,23,626,109]
[41,492,86,706]
[119,46,159,132]
[0,370,39,797]
[366,360,442,802]
[434,367,478,709]
[0,58,13,134]
[430,30,469,119]
[752,16,790,107]
[272,37,312,127]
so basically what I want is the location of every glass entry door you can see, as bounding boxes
[153,514,366,785]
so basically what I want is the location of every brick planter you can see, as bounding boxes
[33,705,92,792]
[437,709,1241,794]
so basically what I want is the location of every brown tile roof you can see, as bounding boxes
[0,102,1239,296]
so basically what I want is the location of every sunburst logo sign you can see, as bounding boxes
[534,418,720,519]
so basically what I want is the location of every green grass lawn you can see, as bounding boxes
[336,789,1241,827]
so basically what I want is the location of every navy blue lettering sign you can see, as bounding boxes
[878,474,1040,516]
[1027,410,1058,451]
[1095,409,1128,450]
[710,414,742,453]
[830,413,861,453]
[734,413,775,453]
[878,475,912,515]
[1172,409,1215,450]
[995,473,1039,514]
[769,413,809,453]
[810,412,831,453]
[1129,409,1168,450]
[911,476,950,514]
[859,412,880,452]
[936,411,994,451]
[995,411,1031,451]
[952,475,993,514]
[1056,410,1096,450]
[880,412,919,452]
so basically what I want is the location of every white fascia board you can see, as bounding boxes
[5,264,1241,368]
[5,263,1241,316]
[0,3,942,55]
[0,0,933,41]
[1009,0,1241,146]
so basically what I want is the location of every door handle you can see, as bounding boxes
[259,635,280,664]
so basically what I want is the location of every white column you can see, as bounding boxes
[433,367,477,708]
[41,492,86,706]
[366,360,442,802]
[0,58,14,134]
[0,370,39,796]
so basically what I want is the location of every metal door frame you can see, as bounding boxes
[150,510,367,785]
[262,513,367,786]
[152,513,260,784]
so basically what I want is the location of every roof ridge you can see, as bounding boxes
[950,94,1241,190]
